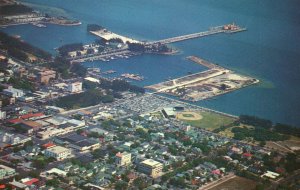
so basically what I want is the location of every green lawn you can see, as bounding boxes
[219,124,254,138]
[181,111,236,131]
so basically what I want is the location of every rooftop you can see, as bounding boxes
[0,164,15,171]
[62,133,86,143]
[116,152,130,158]
[47,146,69,154]
[141,159,162,167]
[21,120,43,128]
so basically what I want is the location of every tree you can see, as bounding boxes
[46,179,59,187]
[32,159,47,169]
[70,63,87,77]
[28,170,40,178]
[115,180,128,190]
[127,42,146,52]
[169,177,186,188]
[133,177,149,190]
[239,115,272,129]
[87,24,105,32]
[0,31,52,61]
[57,43,83,56]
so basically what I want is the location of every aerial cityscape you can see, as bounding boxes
[0,0,299,190]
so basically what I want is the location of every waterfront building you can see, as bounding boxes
[139,159,163,178]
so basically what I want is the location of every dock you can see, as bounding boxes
[186,56,224,70]
[149,24,246,45]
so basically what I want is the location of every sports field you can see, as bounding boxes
[177,111,236,131]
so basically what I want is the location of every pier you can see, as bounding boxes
[186,56,224,70]
[149,24,246,45]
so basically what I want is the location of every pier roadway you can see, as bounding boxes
[152,27,225,45]
[149,25,245,45]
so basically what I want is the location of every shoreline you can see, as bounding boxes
[0,20,82,28]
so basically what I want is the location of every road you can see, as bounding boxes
[267,169,300,190]
[198,173,236,190]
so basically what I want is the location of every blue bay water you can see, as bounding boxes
[2,0,300,126]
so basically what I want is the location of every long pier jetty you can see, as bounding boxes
[150,24,246,45]
[186,56,224,70]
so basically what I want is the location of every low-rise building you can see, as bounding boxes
[45,168,67,177]
[261,171,280,179]
[37,127,65,140]
[67,82,82,93]
[162,107,176,118]
[0,165,16,179]
[56,133,100,152]
[115,152,131,166]
[0,133,31,145]
[19,120,43,135]
[69,139,100,152]
[37,69,56,84]
[0,110,6,120]
[139,159,163,178]
[44,146,72,160]
[2,86,24,98]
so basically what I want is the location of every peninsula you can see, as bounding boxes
[146,56,259,101]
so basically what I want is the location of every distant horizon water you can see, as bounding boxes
[2,0,300,127]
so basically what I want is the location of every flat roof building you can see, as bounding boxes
[67,82,82,93]
[37,69,56,84]
[139,159,163,178]
[44,146,72,161]
[162,107,176,118]
[115,152,131,166]
[0,165,16,179]
[2,87,24,98]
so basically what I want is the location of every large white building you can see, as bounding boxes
[3,86,24,98]
[37,127,65,140]
[44,146,72,160]
[67,82,82,93]
[0,110,6,120]
[139,159,163,178]
[0,133,31,146]
[115,152,131,166]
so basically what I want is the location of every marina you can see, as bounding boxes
[70,24,246,63]
[121,73,144,81]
